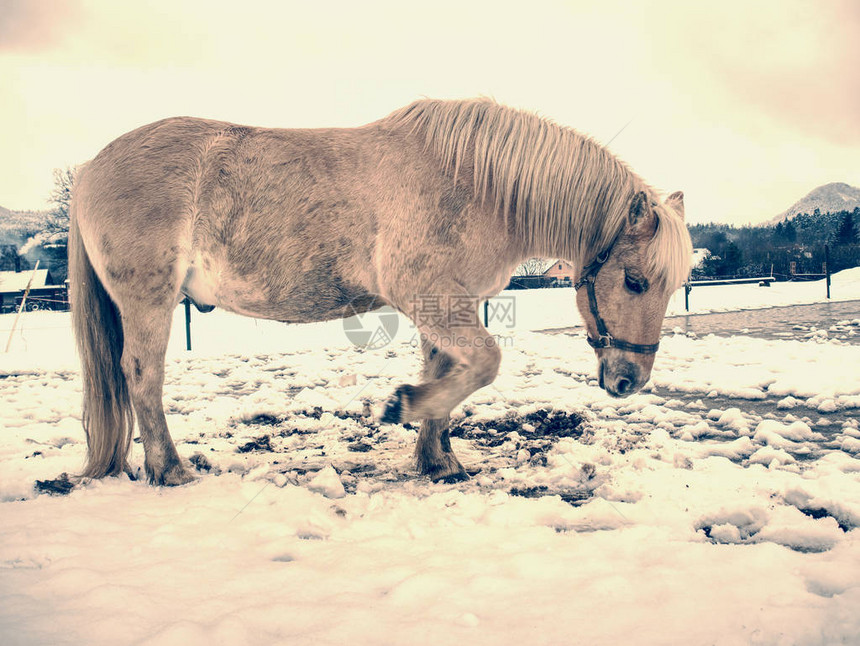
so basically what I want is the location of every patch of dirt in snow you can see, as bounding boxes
[33,472,74,496]
[201,406,592,502]
[450,409,585,447]
[509,485,591,506]
[796,507,855,533]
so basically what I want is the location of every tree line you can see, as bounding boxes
[690,208,860,280]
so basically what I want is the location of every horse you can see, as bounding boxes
[69,98,692,485]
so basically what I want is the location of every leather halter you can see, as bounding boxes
[574,248,660,355]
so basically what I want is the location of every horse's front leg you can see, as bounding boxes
[382,325,500,423]
[415,417,464,482]
[382,310,502,478]
[412,339,466,482]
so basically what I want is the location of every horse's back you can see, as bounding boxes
[72,113,515,324]
[74,116,393,321]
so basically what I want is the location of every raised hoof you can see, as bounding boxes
[146,459,196,486]
[381,385,414,424]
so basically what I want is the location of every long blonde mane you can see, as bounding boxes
[384,98,691,291]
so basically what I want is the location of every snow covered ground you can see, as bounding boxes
[1,270,859,645]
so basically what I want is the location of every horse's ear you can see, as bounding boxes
[666,190,685,219]
[628,191,654,231]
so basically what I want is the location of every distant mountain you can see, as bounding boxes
[768,182,860,225]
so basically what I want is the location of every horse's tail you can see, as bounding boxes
[69,192,134,478]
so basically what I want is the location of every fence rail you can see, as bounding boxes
[688,276,775,287]
[683,248,833,311]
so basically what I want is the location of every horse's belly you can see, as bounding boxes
[181,255,379,323]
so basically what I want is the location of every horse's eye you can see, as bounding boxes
[624,272,648,294]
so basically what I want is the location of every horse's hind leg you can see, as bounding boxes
[120,303,194,485]
[414,339,467,482]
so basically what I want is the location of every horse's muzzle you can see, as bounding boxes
[598,357,646,398]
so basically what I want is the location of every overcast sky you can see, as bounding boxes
[0,0,857,224]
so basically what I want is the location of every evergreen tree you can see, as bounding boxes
[721,241,743,275]
[0,245,31,272]
[774,221,783,239]
[836,211,857,244]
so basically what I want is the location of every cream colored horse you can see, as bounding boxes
[69,98,691,484]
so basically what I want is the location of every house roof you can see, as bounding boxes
[0,269,51,293]
[542,259,576,276]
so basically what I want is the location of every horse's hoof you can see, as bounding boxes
[381,385,414,424]
[435,470,470,484]
[418,455,469,483]
[147,460,196,486]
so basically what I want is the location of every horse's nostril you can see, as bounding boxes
[616,378,632,394]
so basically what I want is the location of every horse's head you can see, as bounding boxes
[575,190,690,397]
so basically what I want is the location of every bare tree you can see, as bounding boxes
[513,257,549,276]
[16,165,79,282]
[46,165,78,235]
[20,165,77,254]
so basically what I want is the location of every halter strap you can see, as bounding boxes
[574,248,660,355]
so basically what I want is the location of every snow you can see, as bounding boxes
[307,465,347,499]
[0,269,52,292]
[1,270,859,645]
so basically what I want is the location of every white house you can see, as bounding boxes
[691,248,710,269]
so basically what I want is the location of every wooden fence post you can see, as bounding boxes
[4,260,40,353]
